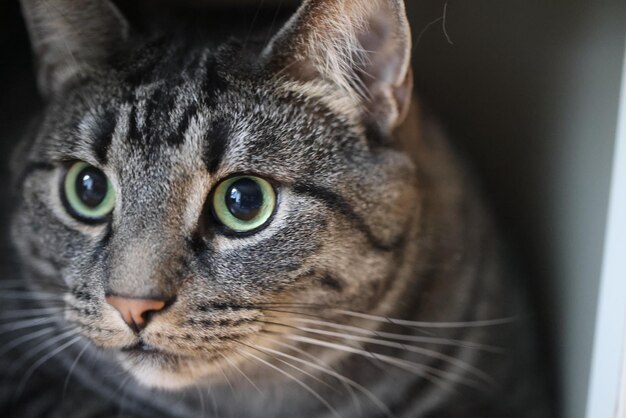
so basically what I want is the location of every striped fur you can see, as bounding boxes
[1,0,550,416]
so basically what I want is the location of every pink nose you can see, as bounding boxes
[106,295,167,332]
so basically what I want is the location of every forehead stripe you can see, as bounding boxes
[91,108,118,165]
[165,101,199,146]
[203,119,230,174]
[128,105,141,144]
[293,182,405,252]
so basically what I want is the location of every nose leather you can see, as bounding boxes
[106,295,167,332]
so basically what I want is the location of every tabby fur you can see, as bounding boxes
[0,0,549,416]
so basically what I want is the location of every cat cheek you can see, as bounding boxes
[65,306,137,349]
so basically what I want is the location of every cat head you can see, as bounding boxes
[14,0,417,389]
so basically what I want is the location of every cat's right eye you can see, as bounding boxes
[62,161,115,223]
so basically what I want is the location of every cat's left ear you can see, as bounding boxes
[20,0,129,98]
[263,0,413,133]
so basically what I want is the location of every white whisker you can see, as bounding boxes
[237,348,342,418]
[0,279,65,290]
[333,310,517,329]
[0,280,27,288]
[287,334,483,391]
[206,381,219,418]
[256,304,516,328]
[268,322,494,386]
[17,334,83,396]
[221,353,263,394]
[0,307,64,320]
[259,335,364,416]
[257,336,392,418]
[195,383,206,418]
[0,290,64,301]
[63,340,91,397]
[0,316,58,333]
[0,327,56,357]
[271,315,502,353]
[116,374,133,418]
[18,328,79,363]
[216,360,236,396]
[239,340,338,393]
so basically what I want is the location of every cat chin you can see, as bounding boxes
[119,354,216,390]
[128,366,203,390]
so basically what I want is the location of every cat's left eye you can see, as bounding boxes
[211,175,276,234]
[62,161,115,223]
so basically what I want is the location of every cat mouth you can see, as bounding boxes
[122,341,163,355]
[117,339,225,389]
[120,340,189,362]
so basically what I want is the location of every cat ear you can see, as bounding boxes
[263,0,413,133]
[20,0,129,98]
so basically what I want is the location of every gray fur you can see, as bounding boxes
[2,0,550,416]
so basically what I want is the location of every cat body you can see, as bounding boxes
[0,0,549,416]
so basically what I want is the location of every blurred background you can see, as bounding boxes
[1,1,625,417]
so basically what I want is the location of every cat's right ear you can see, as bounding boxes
[20,0,129,98]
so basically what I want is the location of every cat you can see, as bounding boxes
[0,0,551,416]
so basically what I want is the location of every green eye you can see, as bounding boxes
[63,161,115,222]
[212,175,276,233]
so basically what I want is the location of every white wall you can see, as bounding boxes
[406,1,626,416]
[586,39,626,418]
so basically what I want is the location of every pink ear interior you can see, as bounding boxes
[355,8,413,130]
[263,0,413,132]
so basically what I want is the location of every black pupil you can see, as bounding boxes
[225,178,264,221]
[75,166,108,208]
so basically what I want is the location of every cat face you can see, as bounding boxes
[14,0,416,388]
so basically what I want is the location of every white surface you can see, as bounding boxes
[617,350,626,418]
[586,33,626,418]
[406,2,626,416]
